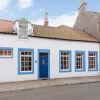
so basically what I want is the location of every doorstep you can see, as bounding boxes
[0,76,100,92]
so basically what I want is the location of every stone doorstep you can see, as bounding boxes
[0,76,100,92]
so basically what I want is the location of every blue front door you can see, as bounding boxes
[39,53,48,79]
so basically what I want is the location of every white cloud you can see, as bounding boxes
[32,11,78,27]
[31,9,44,16]
[0,0,10,11]
[17,0,33,9]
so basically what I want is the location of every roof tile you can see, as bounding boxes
[0,19,14,33]
[0,19,99,42]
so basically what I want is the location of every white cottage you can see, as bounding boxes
[0,18,99,83]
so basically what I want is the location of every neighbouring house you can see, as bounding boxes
[74,0,100,41]
[0,13,99,83]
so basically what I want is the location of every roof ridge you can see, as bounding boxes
[33,24,58,28]
[73,28,99,42]
[0,19,14,22]
[88,11,100,15]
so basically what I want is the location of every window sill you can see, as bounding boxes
[60,69,71,73]
[75,69,85,72]
[0,56,13,58]
[88,69,98,71]
[18,71,34,75]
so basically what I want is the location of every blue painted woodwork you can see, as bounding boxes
[39,55,48,78]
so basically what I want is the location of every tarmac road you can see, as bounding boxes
[0,82,100,100]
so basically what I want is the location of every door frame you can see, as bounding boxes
[38,49,50,80]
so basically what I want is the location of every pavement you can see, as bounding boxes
[0,76,100,92]
[0,82,100,100]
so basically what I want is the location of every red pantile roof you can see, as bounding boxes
[0,19,14,33]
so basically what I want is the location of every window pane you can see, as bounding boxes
[25,67,29,71]
[21,52,24,55]
[21,67,25,71]
[66,64,69,69]
[25,57,28,61]
[61,52,64,55]
[64,57,66,60]
[29,67,31,71]
[21,62,24,66]
[25,52,28,55]
[4,51,7,56]
[29,62,31,66]
[29,52,32,55]
[29,57,32,61]
[61,57,63,60]
[21,57,24,61]
[8,51,12,56]
[0,50,3,56]
[61,66,63,69]
[25,62,29,66]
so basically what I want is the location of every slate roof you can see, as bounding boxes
[0,19,99,43]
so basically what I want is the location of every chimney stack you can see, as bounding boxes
[79,0,87,14]
[44,11,49,28]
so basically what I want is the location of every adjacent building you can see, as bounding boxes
[74,0,100,41]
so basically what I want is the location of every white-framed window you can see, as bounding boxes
[18,48,34,75]
[75,51,85,71]
[88,52,98,71]
[0,48,13,58]
[60,50,71,72]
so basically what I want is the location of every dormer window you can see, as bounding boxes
[18,18,28,39]
[13,18,33,39]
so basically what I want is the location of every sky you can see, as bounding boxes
[0,0,100,27]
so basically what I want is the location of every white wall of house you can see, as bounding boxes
[0,34,99,83]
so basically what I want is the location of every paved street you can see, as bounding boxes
[0,82,100,100]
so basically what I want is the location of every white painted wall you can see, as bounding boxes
[0,34,99,83]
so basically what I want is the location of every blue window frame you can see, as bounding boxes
[59,50,72,72]
[18,48,34,75]
[0,47,13,58]
[88,51,98,71]
[75,51,85,72]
